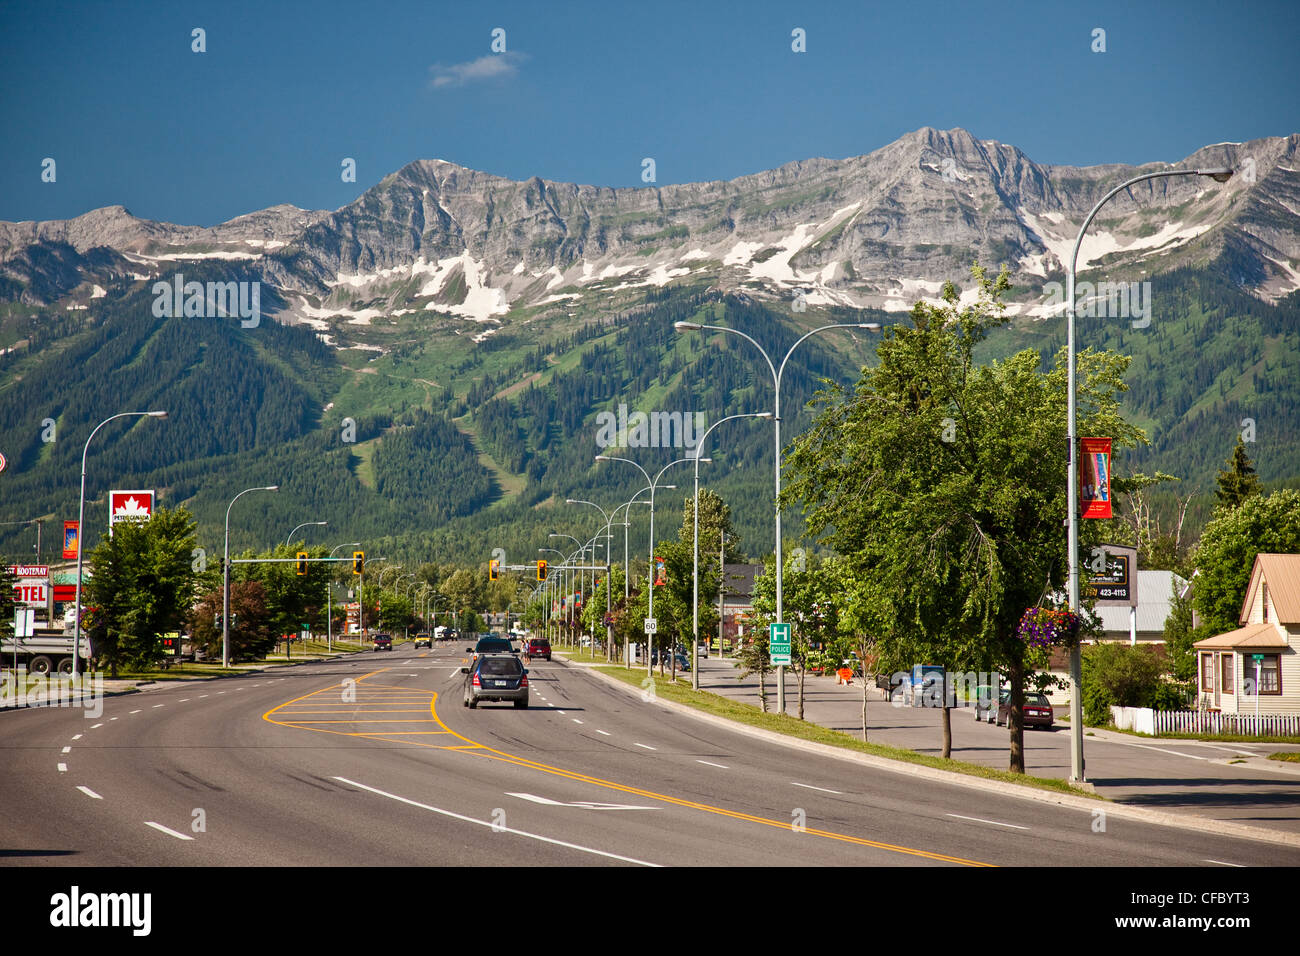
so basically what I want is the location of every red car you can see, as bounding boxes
[996,691,1054,729]
[524,638,551,662]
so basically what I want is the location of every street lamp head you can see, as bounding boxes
[594,455,609,462]
[148,410,168,418]
[674,321,702,332]
[858,323,882,331]
[266,485,280,491]
[1197,167,1234,184]
[756,412,775,419]
[662,484,677,490]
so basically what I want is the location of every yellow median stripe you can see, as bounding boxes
[262,673,991,867]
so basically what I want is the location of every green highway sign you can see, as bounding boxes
[770,622,791,667]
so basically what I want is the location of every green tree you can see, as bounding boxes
[1215,438,1262,509]
[0,564,16,646]
[1081,643,1169,725]
[1191,490,1300,634]
[1162,579,1197,685]
[189,581,276,662]
[749,552,842,720]
[677,488,745,563]
[785,265,1144,773]
[85,507,200,675]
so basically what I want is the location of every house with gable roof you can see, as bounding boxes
[1193,554,1300,714]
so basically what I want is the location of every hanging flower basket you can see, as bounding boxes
[1016,607,1081,650]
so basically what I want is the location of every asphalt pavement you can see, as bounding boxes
[2,641,1297,867]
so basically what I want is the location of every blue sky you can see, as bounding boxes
[2,0,1297,226]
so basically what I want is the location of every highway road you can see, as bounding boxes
[3,642,1298,867]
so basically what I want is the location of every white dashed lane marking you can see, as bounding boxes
[71,734,82,740]
[596,730,611,736]
[57,763,67,772]
[791,782,841,795]
[145,821,194,841]
[77,786,102,800]
[946,813,1030,831]
[697,760,729,769]
[634,743,657,751]
[61,746,71,754]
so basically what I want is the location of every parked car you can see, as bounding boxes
[996,691,1054,729]
[372,633,393,652]
[524,637,551,662]
[414,632,432,649]
[972,684,1000,722]
[650,649,691,671]
[462,653,529,709]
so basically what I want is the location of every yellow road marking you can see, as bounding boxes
[262,672,992,866]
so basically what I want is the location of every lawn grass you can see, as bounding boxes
[585,661,1101,799]
[1267,751,1300,763]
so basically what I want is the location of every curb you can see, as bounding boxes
[564,659,1300,850]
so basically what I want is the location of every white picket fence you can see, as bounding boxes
[1154,710,1300,737]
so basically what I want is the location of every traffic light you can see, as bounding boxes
[297,551,309,575]
[353,550,364,575]
[537,559,548,581]
[489,559,500,581]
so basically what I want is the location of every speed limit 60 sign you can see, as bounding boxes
[644,618,657,634]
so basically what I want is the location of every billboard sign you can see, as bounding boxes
[1083,544,1138,607]
[109,490,154,533]
[9,565,50,608]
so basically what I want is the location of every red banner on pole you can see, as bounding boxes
[1079,437,1113,519]
[653,556,666,586]
[63,520,79,559]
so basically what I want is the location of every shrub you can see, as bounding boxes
[1081,642,1170,723]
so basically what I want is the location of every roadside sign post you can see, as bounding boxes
[770,622,791,668]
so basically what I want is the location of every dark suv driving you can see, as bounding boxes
[463,654,529,708]
[524,637,551,662]
[372,633,393,652]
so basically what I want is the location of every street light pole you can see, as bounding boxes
[596,454,691,675]
[689,413,771,689]
[223,484,279,669]
[675,321,880,712]
[327,541,361,652]
[1064,165,1233,783]
[72,410,168,681]
[285,521,327,547]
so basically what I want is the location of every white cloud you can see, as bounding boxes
[429,52,525,89]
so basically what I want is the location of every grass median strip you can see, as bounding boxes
[590,663,1101,800]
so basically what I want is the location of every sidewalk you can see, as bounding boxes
[573,652,1300,835]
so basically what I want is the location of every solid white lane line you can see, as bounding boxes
[333,777,660,867]
[572,718,584,724]
[596,730,611,736]
[1203,859,1246,867]
[145,821,194,841]
[791,782,841,794]
[697,760,729,769]
[58,763,67,772]
[634,743,657,751]
[946,813,1030,831]
[71,734,82,740]
[77,786,102,799]
[62,746,71,753]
